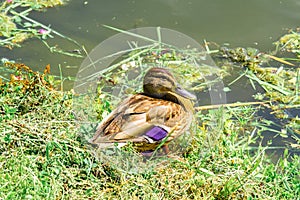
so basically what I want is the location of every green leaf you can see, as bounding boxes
[14,16,22,23]
[23,22,32,27]
[223,87,231,92]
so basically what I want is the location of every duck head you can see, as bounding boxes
[143,67,196,101]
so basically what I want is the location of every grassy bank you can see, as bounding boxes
[1,30,300,199]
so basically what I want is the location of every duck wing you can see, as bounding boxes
[88,94,187,146]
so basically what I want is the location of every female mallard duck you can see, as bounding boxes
[89,67,195,153]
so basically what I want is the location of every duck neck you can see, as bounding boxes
[167,92,194,113]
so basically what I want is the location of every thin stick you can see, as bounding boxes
[264,54,295,67]
[228,71,246,86]
[195,101,270,111]
[103,24,159,44]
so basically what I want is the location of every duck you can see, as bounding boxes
[88,67,195,153]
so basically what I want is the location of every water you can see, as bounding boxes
[1,0,300,77]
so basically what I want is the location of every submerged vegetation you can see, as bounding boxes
[0,0,65,47]
[0,0,82,57]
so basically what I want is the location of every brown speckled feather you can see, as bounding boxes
[89,67,194,152]
[89,94,192,151]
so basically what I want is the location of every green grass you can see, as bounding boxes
[0,0,299,198]
[0,56,299,199]
[0,18,299,199]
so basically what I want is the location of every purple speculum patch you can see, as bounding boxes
[145,126,168,141]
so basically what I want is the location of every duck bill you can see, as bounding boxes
[175,85,196,100]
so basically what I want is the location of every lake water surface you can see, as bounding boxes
[1,0,300,77]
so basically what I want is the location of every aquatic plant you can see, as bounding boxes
[0,0,82,57]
